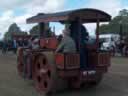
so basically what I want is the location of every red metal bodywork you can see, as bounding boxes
[55,53,80,77]
[55,52,110,78]
[12,34,32,40]
[17,8,112,93]
[40,37,58,50]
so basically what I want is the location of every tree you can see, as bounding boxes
[99,9,128,37]
[4,32,11,40]
[119,9,128,16]
[29,24,53,37]
[4,23,28,40]
[29,25,39,36]
[8,23,21,33]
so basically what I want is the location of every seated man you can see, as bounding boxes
[79,25,89,70]
[56,28,76,53]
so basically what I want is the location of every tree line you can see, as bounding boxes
[99,9,128,37]
[3,9,128,40]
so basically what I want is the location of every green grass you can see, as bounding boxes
[111,57,128,65]
[0,53,127,96]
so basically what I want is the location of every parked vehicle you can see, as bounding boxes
[99,34,120,50]
[99,34,120,56]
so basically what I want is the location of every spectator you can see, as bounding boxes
[2,39,7,54]
[17,38,23,47]
[23,38,29,47]
[79,25,89,70]
[13,39,17,53]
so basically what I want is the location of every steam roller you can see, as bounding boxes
[17,8,112,94]
[33,51,68,94]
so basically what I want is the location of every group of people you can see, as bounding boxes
[1,36,39,54]
[115,37,128,56]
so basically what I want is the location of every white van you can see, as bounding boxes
[99,34,120,50]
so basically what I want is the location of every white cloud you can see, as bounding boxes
[84,0,123,35]
[14,14,36,33]
[0,0,127,38]
[0,10,15,39]
[0,0,29,11]
[14,14,31,24]
[18,0,65,32]
[86,0,122,17]
[21,0,65,16]
[84,23,96,36]
[0,0,65,39]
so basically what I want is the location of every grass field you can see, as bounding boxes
[112,57,128,64]
[0,53,128,96]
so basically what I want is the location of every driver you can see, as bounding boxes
[56,28,76,53]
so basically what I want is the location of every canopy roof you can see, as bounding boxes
[27,8,111,24]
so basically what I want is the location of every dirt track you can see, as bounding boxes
[0,52,128,96]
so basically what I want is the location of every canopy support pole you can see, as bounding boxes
[39,22,45,38]
[96,19,100,50]
[39,22,49,38]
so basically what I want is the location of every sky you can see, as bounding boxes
[0,0,128,38]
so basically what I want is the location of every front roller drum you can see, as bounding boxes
[25,53,33,79]
[17,48,24,77]
[33,52,67,94]
[17,57,24,76]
